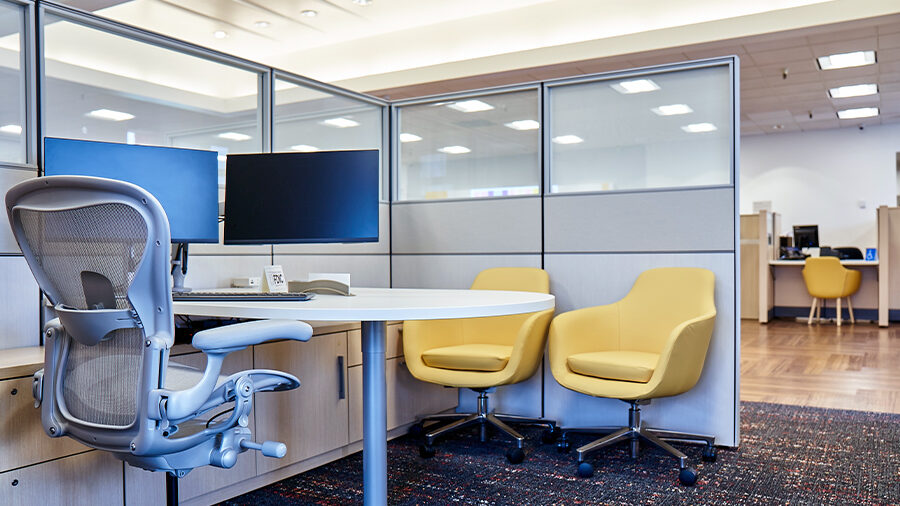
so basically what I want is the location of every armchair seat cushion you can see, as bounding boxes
[421,344,513,372]
[567,351,660,383]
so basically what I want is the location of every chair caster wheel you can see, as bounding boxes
[702,446,717,462]
[419,444,435,459]
[556,438,571,453]
[541,427,560,444]
[679,467,698,486]
[576,462,594,478]
[408,423,424,438]
[505,447,525,464]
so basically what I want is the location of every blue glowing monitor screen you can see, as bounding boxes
[43,137,219,243]
[224,150,379,245]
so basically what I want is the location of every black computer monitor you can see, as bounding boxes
[793,225,819,249]
[43,137,219,243]
[224,150,379,245]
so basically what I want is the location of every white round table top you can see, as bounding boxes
[173,287,555,322]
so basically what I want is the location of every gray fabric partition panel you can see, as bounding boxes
[0,256,41,348]
[275,254,391,288]
[183,254,273,289]
[392,197,541,254]
[391,254,542,289]
[544,188,734,253]
[0,168,36,254]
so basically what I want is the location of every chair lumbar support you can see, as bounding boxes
[414,389,556,464]
[560,400,717,486]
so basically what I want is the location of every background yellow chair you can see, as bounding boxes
[802,257,861,326]
[404,267,555,463]
[548,267,717,485]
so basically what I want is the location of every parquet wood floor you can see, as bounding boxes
[740,319,900,413]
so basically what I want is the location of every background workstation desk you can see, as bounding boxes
[767,259,880,322]
[172,287,555,506]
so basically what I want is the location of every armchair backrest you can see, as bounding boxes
[464,267,550,346]
[617,267,716,353]
[6,175,173,436]
[802,256,853,298]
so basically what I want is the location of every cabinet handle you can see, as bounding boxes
[337,355,345,400]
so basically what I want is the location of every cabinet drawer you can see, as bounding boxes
[348,323,403,367]
[0,450,122,504]
[0,376,88,473]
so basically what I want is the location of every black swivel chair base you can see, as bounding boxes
[557,400,717,486]
[413,389,557,464]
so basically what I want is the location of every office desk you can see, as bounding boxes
[173,287,555,506]
[767,260,880,321]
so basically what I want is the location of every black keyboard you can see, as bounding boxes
[173,291,315,302]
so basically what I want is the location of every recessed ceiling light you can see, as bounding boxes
[217,132,251,141]
[438,145,471,154]
[828,83,878,99]
[504,120,540,130]
[87,109,134,121]
[213,30,227,39]
[837,107,879,119]
[0,124,22,134]
[352,0,372,5]
[651,104,693,116]
[290,144,319,152]
[611,79,660,94]
[447,100,494,113]
[321,117,360,128]
[681,123,718,133]
[817,50,876,70]
[399,133,422,142]
[254,21,270,28]
[552,135,584,144]
[300,9,317,17]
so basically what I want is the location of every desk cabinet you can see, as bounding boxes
[254,330,350,474]
[0,449,122,504]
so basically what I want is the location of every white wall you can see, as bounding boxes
[740,123,900,249]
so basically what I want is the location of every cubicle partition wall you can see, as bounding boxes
[391,58,741,446]
[390,86,545,415]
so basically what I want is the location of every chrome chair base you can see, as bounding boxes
[416,389,555,455]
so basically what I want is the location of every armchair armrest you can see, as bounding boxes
[503,309,554,383]
[192,319,312,352]
[164,319,312,421]
[645,311,717,398]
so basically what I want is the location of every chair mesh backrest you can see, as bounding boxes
[17,203,149,427]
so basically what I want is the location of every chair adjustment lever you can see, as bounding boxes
[240,439,287,458]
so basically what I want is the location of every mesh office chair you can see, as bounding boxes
[6,175,312,505]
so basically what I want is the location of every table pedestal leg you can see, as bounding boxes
[361,320,387,506]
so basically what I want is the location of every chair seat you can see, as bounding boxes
[567,351,660,383]
[421,344,513,372]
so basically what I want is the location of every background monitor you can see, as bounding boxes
[43,137,219,243]
[793,225,819,249]
[224,150,379,245]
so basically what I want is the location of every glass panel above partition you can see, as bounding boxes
[395,88,540,201]
[41,13,263,188]
[548,64,732,194]
[273,78,385,200]
[0,1,27,164]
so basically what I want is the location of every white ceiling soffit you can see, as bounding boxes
[64,0,897,93]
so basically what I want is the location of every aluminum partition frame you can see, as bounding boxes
[0,0,37,170]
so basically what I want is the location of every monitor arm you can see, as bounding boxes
[171,242,190,293]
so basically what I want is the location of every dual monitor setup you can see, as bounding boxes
[42,137,379,294]
[779,224,863,260]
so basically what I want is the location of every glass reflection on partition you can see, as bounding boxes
[0,1,26,164]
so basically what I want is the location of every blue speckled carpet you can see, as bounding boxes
[221,402,899,505]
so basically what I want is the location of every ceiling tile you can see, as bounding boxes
[798,119,840,131]
[747,110,794,123]
[740,66,763,79]
[743,36,809,53]
[879,32,900,50]
[807,26,877,45]
[811,37,878,58]
[750,46,814,66]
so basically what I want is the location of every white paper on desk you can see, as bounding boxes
[308,272,351,286]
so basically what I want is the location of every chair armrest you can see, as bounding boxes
[645,311,717,398]
[192,319,312,352]
[503,309,554,383]
[164,320,311,421]
[402,318,464,378]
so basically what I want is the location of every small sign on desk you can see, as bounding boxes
[866,248,878,261]
[262,265,288,293]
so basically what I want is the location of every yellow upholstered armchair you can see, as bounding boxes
[549,267,717,486]
[404,267,555,463]
[802,257,861,326]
